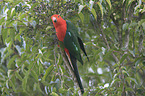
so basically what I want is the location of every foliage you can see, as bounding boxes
[0,0,145,96]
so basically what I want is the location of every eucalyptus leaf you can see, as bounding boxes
[78,12,84,23]
[106,0,112,9]
[78,5,85,13]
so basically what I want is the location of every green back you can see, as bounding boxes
[66,20,81,38]
[63,20,83,64]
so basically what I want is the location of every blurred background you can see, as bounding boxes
[0,0,145,95]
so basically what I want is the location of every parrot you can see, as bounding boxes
[51,14,89,94]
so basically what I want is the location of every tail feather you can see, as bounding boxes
[77,37,89,61]
[70,53,84,94]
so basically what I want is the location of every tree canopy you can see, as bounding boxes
[0,0,145,96]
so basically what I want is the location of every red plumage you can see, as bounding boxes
[51,14,70,56]
[51,14,67,42]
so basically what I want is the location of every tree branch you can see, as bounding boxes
[97,23,119,62]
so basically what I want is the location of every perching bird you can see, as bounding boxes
[51,14,89,94]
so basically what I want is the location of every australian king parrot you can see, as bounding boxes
[51,14,89,94]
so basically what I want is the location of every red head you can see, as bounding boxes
[51,14,66,28]
[51,14,67,42]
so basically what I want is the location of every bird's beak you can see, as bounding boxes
[52,17,57,23]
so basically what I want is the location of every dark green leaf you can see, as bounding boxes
[78,12,84,23]
[15,71,23,81]
[9,80,16,92]
[120,54,128,64]
[125,77,138,84]
[78,5,85,13]
[106,0,112,9]
[97,2,103,18]
[110,78,120,86]
[31,70,38,81]
[42,65,54,81]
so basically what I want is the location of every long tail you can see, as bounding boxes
[70,53,84,94]
[77,37,89,61]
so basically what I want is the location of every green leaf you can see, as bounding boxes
[138,19,145,26]
[122,23,129,31]
[120,54,128,64]
[129,49,135,57]
[35,83,44,93]
[129,22,138,27]
[31,2,39,10]
[89,0,94,10]
[113,72,121,79]
[110,78,120,86]
[22,62,32,90]
[33,83,37,91]
[123,0,125,4]
[142,22,145,30]
[134,57,142,66]
[78,12,84,23]
[122,70,129,76]
[59,65,65,76]
[51,92,59,96]
[128,0,135,6]
[9,80,16,92]
[7,55,17,69]
[83,90,89,96]
[125,87,134,91]
[7,8,11,17]
[0,17,5,25]
[0,68,5,73]
[13,22,18,31]
[78,5,85,13]
[106,0,112,9]
[46,26,53,31]
[103,50,114,60]
[57,55,63,66]
[42,65,54,81]
[7,70,13,78]
[15,71,23,81]
[11,8,16,17]
[6,80,9,88]
[15,45,21,56]
[0,76,5,81]
[96,88,105,94]
[97,2,103,18]
[125,77,138,84]
[15,34,21,42]
[22,74,28,91]
[30,20,36,29]
[141,5,145,13]
[20,13,26,20]
[31,70,38,81]
[138,0,142,5]
[1,28,8,43]
[89,8,97,20]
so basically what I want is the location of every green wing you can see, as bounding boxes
[65,20,89,61]
[63,21,83,64]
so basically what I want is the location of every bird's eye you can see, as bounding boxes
[58,16,59,18]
